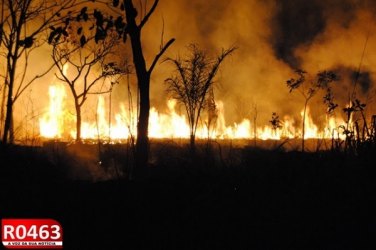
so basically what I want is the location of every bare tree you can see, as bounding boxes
[165,44,236,151]
[0,0,82,144]
[51,29,126,142]
[73,0,175,170]
[286,70,338,151]
[122,0,175,171]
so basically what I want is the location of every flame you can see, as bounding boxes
[301,108,319,139]
[39,84,347,141]
[149,100,191,138]
[39,85,66,138]
[68,96,134,140]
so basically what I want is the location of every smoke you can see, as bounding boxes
[10,0,376,138]
[271,0,326,68]
[142,0,293,124]
[142,0,376,125]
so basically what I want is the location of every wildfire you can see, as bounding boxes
[39,85,66,139]
[39,83,346,141]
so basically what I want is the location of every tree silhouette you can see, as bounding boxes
[342,98,368,150]
[64,0,175,171]
[122,0,175,171]
[50,24,127,142]
[165,44,236,151]
[0,0,81,144]
[286,70,338,151]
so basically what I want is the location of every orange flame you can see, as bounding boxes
[39,85,66,138]
[39,59,347,144]
[39,84,347,142]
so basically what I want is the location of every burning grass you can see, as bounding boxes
[38,84,348,143]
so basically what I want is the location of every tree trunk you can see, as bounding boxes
[3,21,21,144]
[190,133,195,153]
[0,83,7,139]
[3,90,13,144]
[124,0,174,173]
[125,0,150,171]
[75,101,82,143]
[2,61,16,144]
[136,76,150,170]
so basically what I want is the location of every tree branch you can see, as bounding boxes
[87,89,113,95]
[139,0,159,29]
[148,38,175,75]
[14,62,55,102]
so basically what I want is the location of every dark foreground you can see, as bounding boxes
[0,143,375,249]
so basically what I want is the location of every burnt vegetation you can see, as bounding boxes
[1,0,376,250]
